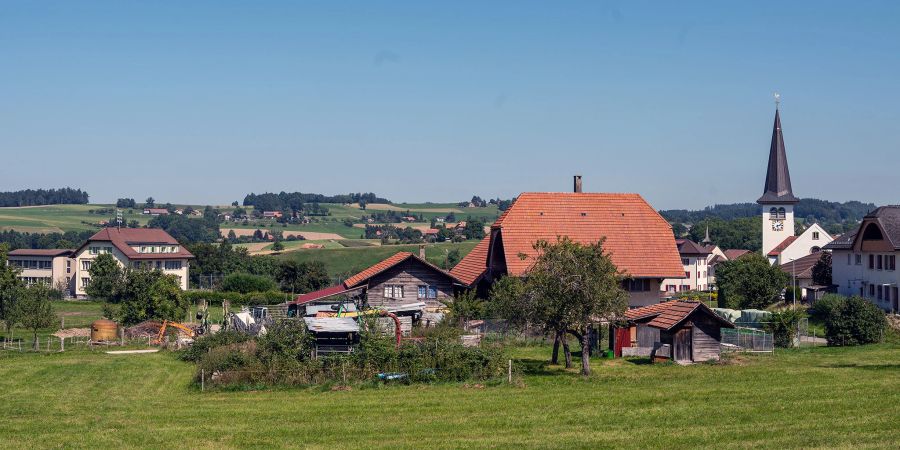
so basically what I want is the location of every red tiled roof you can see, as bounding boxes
[625,300,734,330]
[723,249,751,260]
[78,228,194,260]
[779,251,823,279]
[490,192,683,278]
[342,251,465,289]
[289,284,359,305]
[767,236,798,256]
[450,234,491,286]
[8,249,73,257]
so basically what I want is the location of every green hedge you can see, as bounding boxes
[182,290,292,306]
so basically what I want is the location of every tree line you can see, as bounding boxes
[661,198,876,235]
[0,188,89,207]
[0,230,96,251]
[243,192,390,212]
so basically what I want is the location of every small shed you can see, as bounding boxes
[621,300,735,363]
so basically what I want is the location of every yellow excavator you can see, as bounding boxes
[153,320,197,346]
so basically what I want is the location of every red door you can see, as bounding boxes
[614,327,631,357]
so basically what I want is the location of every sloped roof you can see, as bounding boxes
[342,251,464,289]
[824,231,856,250]
[8,249,73,257]
[625,300,734,330]
[486,192,683,279]
[79,228,194,260]
[289,284,362,306]
[450,234,491,286]
[779,252,823,279]
[824,206,900,251]
[757,109,799,205]
[723,249,752,260]
[675,239,712,256]
[767,236,798,256]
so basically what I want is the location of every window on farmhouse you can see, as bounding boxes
[878,255,883,270]
[812,232,819,240]
[855,254,862,265]
[81,260,91,271]
[681,258,689,265]
[869,255,875,269]
[869,284,875,297]
[164,261,182,270]
[888,255,896,271]
[877,285,883,300]
[383,285,403,298]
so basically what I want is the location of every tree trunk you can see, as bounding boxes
[581,326,591,376]
[551,331,560,364]
[562,334,572,369]
[567,329,587,356]
[32,332,39,351]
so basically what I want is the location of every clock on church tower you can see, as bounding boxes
[757,102,799,257]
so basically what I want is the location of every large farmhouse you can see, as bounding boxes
[72,228,194,297]
[451,178,684,307]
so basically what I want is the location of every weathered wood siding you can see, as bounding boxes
[636,324,660,348]
[365,259,455,310]
[690,314,723,362]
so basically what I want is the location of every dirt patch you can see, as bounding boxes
[53,328,90,339]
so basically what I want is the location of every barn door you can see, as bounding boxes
[674,328,692,362]
[614,327,631,357]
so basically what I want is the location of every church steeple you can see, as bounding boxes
[756,107,799,205]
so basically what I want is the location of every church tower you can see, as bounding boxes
[758,102,799,257]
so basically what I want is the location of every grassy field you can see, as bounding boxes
[278,241,479,277]
[0,204,149,233]
[0,341,897,448]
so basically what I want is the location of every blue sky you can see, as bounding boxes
[2,1,899,209]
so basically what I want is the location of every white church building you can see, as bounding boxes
[756,107,833,266]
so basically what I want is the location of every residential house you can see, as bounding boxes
[779,251,830,302]
[6,249,75,293]
[142,208,170,216]
[262,211,283,219]
[451,178,684,307]
[825,206,900,312]
[662,239,712,293]
[72,228,194,297]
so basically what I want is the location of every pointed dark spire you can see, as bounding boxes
[757,108,799,204]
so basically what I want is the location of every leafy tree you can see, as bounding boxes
[824,296,886,346]
[498,237,628,375]
[231,201,239,207]
[272,240,285,252]
[11,284,56,349]
[0,244,23,329]
[86,253,123,301]
[442,290,485,327]
[147,214,219,243]
[275,260,329,295]
[116,198,136,208]
[443,248,461,269]
[486,276,526,330]
[0,188,89,207]
[227,230,237,242]
[812,252,832,286]
[145,197,155,208]
[118,270,187,326]
[716,253,789,309]
[220,273,277,294]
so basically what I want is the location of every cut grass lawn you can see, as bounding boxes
[0,342,897,448]
[278,241,479,277]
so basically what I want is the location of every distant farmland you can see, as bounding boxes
[278,241,478,277]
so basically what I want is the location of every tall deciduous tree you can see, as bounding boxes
[496,237,628,376]
[118,270,187,326]
[716,253,789,309]
[0,244,23,329]
[86,253,123,301]
[812,252,832,286]
[12,284,56,349]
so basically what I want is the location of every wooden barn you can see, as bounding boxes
[286,249,466,320]
[617,300,735,363]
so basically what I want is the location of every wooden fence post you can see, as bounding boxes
[508,359,512,383]
[201,369,205,392]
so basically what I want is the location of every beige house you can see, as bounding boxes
[72,228,194,298]
[7,249,75,293]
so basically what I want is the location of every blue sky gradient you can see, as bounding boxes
[2,1,899,209]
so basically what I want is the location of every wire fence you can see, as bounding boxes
[721,328,775,353]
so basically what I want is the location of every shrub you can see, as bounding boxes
[765,308,805,348]
[219,273,277,294]
[810,294,844,322]
[824,296,886,346]
[179,330,251,362]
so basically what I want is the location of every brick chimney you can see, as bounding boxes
[574,175,583,193]
[419,244,426,259]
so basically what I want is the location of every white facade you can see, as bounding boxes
[662,255,710,293]
[771,223,833,266]
[761,204,795,257]
[828,212,900,312]
[6,251,74,293]
[73,243,190,297]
